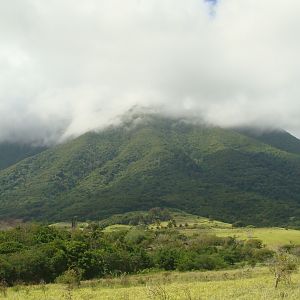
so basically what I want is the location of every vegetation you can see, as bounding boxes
[0,142,45,170]
[0,210,298,298]
[1,267,300,299]
[0,216,273,285]
[98,208,172,227]
[269,250,298,288]
[53,210,300,247]
[0,115,300,226]
[237,128,300,155]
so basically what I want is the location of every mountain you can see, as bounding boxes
[236,127,300,155]
[0,142,46,170]
[0,115,300,226]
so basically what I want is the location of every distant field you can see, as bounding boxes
[168,212,300,247]
[103,224,132,232]
[52,211,300,247]
[2,267,300,299]
[214,227,300,247]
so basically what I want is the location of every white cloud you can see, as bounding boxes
[1,0,300,143]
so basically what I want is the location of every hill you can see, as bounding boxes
[236,127,300,155]
[0,115,300,226]
[0,142,46,170]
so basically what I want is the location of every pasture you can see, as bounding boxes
[2,267,300,300]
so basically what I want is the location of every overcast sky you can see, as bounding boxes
[1,0,300,144]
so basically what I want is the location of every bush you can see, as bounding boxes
[232,221,245,228]
[55,269,82,288]
[269,251,298,288]
[0,223,273,285]
[153,248,181,271]
[177,252,226,271]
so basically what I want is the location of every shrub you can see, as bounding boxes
[232,221,245,228]
[153,248,181,271]
[55,269,82,288]
[269,250,298,288]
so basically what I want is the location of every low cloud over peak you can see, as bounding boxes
[1,0,300,144]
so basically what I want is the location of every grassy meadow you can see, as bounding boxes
[100,224,300,249]
[215,227,300,248]
[150,211,300,247]
[2,267,300,299]
[2,211,300,299]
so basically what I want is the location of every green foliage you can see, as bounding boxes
[238,128,300,155]
[176,252,226,271]
[269,250,298,288]
[153,247,182,270]
[0,222,273,285]
[0,142,46,170]
[99,208,172,227]
[55,269,82,288]
[232,221,246,228]
[124,228,152,245]
[1,115,300,226]
[0,241,24,254]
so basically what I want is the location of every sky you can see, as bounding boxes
[1,0,300,144]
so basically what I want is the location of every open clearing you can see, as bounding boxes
[169,212,300,247]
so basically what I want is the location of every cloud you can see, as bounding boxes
[1,0,300,144]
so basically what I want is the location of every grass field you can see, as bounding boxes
[168,212,300,247]
[214,227,300,247]
[2,267,300,299]
[33,212,300,299]
[103,224,132,232]
[52,211,300,247]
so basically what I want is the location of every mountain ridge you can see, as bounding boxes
[0,142,46,170]
[0,115,300,226]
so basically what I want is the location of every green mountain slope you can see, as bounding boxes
[236,128,300,155]
[0,142,46,170]
[0,115,300,226]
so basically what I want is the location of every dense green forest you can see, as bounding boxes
[0,220,273,285]
[237,128,300,155]
[0,115,300,226]
[0,142,46,170]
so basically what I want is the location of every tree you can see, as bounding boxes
[269,250,298,288]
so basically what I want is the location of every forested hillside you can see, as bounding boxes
[0,115,300,226]
[236,128,300,155]
[0,142,46,170]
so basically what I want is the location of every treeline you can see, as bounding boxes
[0,223,273,285]
[98,207,172,227]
